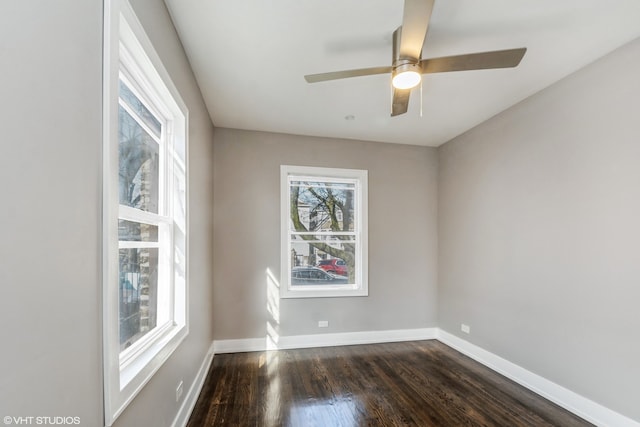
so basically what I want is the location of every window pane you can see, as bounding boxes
[119,248,159,351]
[289,181,355,232]
[119,80,162,138]
[290,236,355,284]
[118,220,158,242]
[118,105,160,213]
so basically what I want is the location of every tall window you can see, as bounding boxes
[118,78,163,352]
[103,2,188,424]
[281,166,368,298]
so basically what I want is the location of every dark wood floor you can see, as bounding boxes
[187,340,592,426]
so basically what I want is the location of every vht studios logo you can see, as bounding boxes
[3,416,81,425]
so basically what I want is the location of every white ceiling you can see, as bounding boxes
[165,0,640,147]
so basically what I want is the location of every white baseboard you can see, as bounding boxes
[279,327,438,350]
[436,329,639,427]
[213,337,266,354]
[171,341,215,427]
[213,327,437,353]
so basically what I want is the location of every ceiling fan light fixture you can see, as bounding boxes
[392,63,422,89]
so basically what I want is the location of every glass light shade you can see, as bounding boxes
[392,70,421,89]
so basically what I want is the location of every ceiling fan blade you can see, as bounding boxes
[399,0,435,59]
[391,88,411,116]
[304,66,392,83]
[419,47,527,74]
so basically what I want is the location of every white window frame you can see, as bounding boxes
[280,165,368,298]
[102,1,189,425]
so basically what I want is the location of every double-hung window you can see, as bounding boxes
[103,2,188,424]
[280,165,368,298]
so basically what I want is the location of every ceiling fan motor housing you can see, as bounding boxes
[392,27,422,89]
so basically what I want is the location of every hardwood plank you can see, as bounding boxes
[187,340,593,426]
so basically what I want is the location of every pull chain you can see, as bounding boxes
[420,79,423,117]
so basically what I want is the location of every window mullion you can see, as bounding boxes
[118,241,160,249]
[289,231,356,236]
[119,205,171,225]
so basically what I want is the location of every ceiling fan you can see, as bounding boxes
[304,0,527,117]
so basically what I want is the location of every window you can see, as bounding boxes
[103,1,188,424]
[280,166,368,298]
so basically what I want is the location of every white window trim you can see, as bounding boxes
[280,165,368,298]
[102,1,189,425]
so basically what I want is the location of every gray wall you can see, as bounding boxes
[438,38,640,421]
[213,128,438,339]
[0,1,215,426]
[0,0,103,422]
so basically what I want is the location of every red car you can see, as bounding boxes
[317,258,348,276]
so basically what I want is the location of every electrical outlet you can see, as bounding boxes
[176,380,184,402]
[461,324,471,334]
[318,320,329,328]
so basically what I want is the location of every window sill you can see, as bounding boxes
[106,324,187,425]
[120,322,184,387]
[280,285,368,299]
